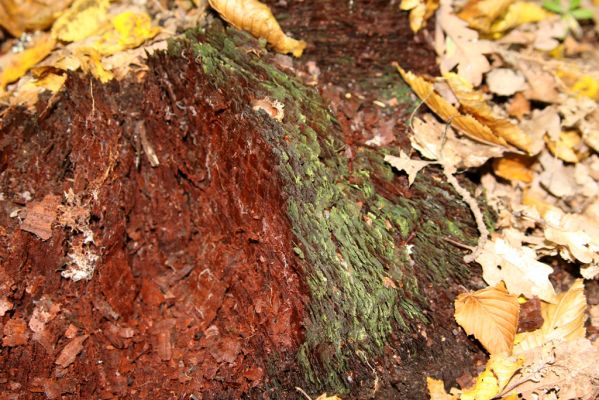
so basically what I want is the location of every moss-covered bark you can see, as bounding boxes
[177,25,487,393]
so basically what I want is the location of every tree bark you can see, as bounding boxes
[0,22,488,399]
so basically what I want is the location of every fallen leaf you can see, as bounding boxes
[435,0,496,86]
[444,72,532,152]
[543,208,599,266]
[504,338,599,399]
[475,232,556,302]
[55,334,89,368]
[490,1,552,35]
[397,66,509,147]
[400,0,440,32]
[410,114,507,168]
[454,283,520,355]
[93,11,161,56]
[0,0,73,37]
[51,0,110,42]
[385,151,433,186]
[485,68,526,96]
[457,0,514,33]
[544,130,581,163]
[460,354,523,400]
[427,377,458,400]
[0,33,56,89]
[492,154,535,183]
[506,92,530,119]
[514,279,586,354]
[208,0,306,57]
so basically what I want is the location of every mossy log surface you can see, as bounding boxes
[0,24,489,399]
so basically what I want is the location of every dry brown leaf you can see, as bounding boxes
[514,279,586,354]
[544,130,581,163]
[459,354,523,400]
[397,66,509,147]
[476,231,556,302]
[435,0,496,86]
[492,154,535,183]
[485,68,525,96]
[384,151,433,186]
[208,0,306,57]
[0,33,56,89]
[457,0,514,33]
[444,72,532,153]
[0,0,73,37]
[504,338,599,399]
[506,92,530,120]
[410,114,507,168]
[454,283,520,355]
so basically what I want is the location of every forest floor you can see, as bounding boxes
[0,0,598,399]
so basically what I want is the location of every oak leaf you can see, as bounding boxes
[384,151,433,186]
[435,0,496,86]
[454,283,520,355]
[208,0,306,57]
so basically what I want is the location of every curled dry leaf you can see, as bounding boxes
[454,283,520,355]
[410,114,507,169]
[443,72,532,153]
[513,279,586,354]
[492,154,535,183]
[397,66,509,147]
[459,354,523,400]
[208,0,306,57]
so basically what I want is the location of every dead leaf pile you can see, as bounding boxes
[0,0,305,108]
[396,0,599,398]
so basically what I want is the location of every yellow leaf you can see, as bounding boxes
[460,355,523,400]
[454,283,519,355]
[427,377,458,400]
[0,0,73,37]
[400,0,439,32]
[458,0,514,33]
[514,279,586,354]
[0,33,56,89]
[490,2,553,35]
[492,154,535,183]
[51,0,110,42]
[74,48,113,83]
[315,394,342,400]
[208,0,306,57]
[571,75,599,100]
[396,66,509,147]
[544,130,581,163]
[92,11,161,56]
[443,73,533,153]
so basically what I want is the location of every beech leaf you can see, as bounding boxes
[208,0,306,57]
[454,283,520,355]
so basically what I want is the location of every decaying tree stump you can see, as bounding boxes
[0,21,490,399]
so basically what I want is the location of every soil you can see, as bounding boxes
[0,1,489,399]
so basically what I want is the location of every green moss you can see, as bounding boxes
[170,24,484,393]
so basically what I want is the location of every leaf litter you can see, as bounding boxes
[1,0,598,398]
[389,0,599,398]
